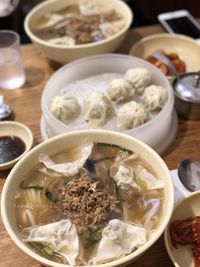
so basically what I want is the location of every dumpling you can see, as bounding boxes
[39,142,93,177]
[124,68,151,95]
[116,101,148,131]
[22,219,79,266]
[50,95,81,124]
[99,20,125,37]
[83,91,112,128]
[47,36,75,46]
[141,85,168,110]
[113,154,165,192]
[112,154,165,228]
[107,78,135,104]
[79,0,113,16]
[35,14,64,30]
[93,219,147,264]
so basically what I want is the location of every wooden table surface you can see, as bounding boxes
[1,23,200,267]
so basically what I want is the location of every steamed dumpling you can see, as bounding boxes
[93,219,147,264]
[141,85,168,110]
[124,68,151,95]
[50,95,81,124]
[83,91,112,128]
[107,78,135,104]
[116,101,148,131]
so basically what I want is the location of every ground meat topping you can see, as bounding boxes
[54,169,121,235]
[65,14,102,44]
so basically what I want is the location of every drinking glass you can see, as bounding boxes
[0,30,26,90]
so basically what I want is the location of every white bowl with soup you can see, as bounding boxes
[1,130,174,267]
[24,0,133,64]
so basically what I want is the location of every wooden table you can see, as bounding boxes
[1,23,200,267]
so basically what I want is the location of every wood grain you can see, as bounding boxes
[0,23,200,267]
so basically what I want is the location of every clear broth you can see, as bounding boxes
[15,142,164,265]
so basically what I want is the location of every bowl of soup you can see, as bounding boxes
[1,129,174,267]
[24,0,133,64]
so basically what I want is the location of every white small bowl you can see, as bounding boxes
[1,129,174,267]
[24,0,133,64]
[0,121,34,170]
[164,191,200,267]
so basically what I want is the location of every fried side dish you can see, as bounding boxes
[169,216,200,267]
[146,49,186,76]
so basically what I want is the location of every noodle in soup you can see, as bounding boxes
[15,142,165,265]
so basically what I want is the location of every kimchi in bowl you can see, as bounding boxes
[164,191,200,267]
[130,33,200,83]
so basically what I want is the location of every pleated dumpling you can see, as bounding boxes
[83,91,112,128]
[107,78,135,104]
[50,95,81,124]
[124,68,151,95]
[116,101,148,131]
[141,85,168,110]
[93,219,147,264]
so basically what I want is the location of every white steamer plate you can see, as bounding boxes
[40,110,177,155]
[41,54,176,154]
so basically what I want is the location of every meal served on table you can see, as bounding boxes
[15,141,165,265]
[33,0,125,46]
[49,67,168,131]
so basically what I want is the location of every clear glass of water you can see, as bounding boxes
[0,30,26,90]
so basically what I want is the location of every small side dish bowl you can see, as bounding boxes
[1,129,174,267]
[0,121,34,171]
[130,33,200,83]
[24,0,133,64]
[164,191,200,267]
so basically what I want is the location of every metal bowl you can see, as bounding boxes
[173,72,200,119]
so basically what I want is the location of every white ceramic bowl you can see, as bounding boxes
[24,0,133,64]
[41,53,176,155]
[0,121,33,170]
[1,129,174,267]
[164,191,200,267]
[130,33,200,83]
